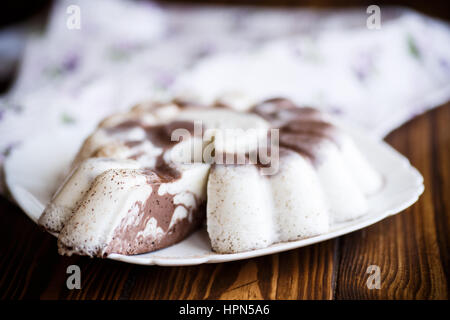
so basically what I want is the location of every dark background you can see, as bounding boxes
[0,0,449,29]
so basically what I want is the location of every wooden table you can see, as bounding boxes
[0,103,448,300]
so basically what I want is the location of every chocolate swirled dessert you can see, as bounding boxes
[39,98,382,256]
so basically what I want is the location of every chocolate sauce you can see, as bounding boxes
[251,98,342,165]
[104,171,205,256]
[144,121,196,149]
[108,98,340,171]
[106,119,198,181]
[101,118,204,255]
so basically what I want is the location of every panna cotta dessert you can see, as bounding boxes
[39,98,382,256]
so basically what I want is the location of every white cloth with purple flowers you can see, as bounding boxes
[0,0,450,194]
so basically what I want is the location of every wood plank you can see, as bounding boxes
[335,104,449,299]
[430,104,450,292]
[117,240,335,299]
[0,199,58,299]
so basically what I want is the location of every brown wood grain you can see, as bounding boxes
[0,104,448,300]
[335,104,449,299]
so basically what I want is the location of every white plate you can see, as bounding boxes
[4,126,424,266]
